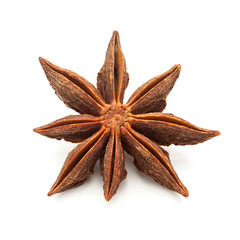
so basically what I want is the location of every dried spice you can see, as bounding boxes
[34,31,220,201]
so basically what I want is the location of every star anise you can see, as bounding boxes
[34,31,220,201]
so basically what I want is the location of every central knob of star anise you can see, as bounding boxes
[103,104,129,128]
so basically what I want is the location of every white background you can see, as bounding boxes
[1,0,239,239]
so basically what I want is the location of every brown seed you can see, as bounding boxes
[34,31,220,200]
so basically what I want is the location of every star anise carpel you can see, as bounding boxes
[34,31,220,201]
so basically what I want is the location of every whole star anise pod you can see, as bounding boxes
[34,31,220,201]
